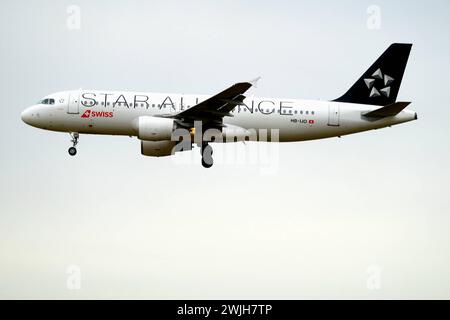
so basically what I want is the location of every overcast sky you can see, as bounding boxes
[1,0,450,299]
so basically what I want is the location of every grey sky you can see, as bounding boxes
[1,0,449,298]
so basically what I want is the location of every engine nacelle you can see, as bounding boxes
[135,116,175,141]
[141,140,176,157]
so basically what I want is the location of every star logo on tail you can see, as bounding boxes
[364,68,394,98]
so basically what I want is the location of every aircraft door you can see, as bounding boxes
[328,104,340,126]
[68,92,80,114]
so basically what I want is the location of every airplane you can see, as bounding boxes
[21,43,416,168]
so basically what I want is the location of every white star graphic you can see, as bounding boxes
[364,68,394,98]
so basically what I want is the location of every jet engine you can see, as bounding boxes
[134,116,185,157]
[135,116,175,141]
[141,140,176,157]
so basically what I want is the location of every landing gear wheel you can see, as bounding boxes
[202,156,213,168]
[68,132,79,156]
[68,147,77,156]
[201,142,213,168]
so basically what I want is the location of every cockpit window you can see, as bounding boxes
[38,98,55,105]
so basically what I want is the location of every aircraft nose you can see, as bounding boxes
[21,106,39,126]
[21,107,34,125]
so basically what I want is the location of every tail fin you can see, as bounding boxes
[333,43,412,106]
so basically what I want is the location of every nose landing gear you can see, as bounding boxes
[201,142,213,168]
[68,132,79,156]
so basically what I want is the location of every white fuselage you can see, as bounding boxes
[21,90,417,142]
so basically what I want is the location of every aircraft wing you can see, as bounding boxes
[170,82,253,123]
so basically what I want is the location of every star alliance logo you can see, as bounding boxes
[364,68,394,98]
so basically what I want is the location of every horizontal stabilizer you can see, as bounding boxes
[363,101,411,118]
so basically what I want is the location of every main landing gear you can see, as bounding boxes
[68,132,79,156]
[201,142,213,168]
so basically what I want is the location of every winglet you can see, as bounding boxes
[248,76,262,88]
[245,77,261,99]
[363,101,411,118]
